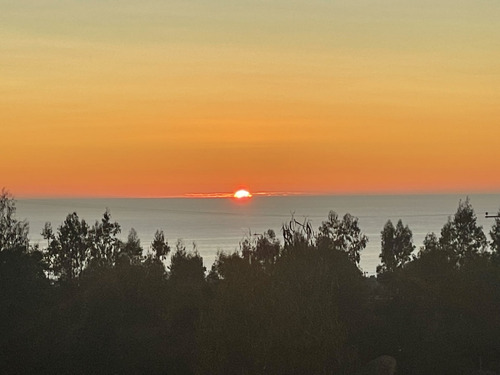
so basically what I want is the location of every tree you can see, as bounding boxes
[411,232,454,274]
[317,211,368,266]
[241,229,281,270]
[0,190,49,372]
[0,188,29,252]
[167,240,207,373]
[419,232,440,255]
[151,229,170,261]
[121,228,143,264]
[139,230,170,277]
[207,251,248,282]
[43,210,122,281]
[439,198,487,266]
[377,219,415,275]
[281,216,313,254]
[88,209,121,268]
[43,212,90,281]
[169,240,205,283]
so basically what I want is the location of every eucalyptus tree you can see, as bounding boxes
[377,219,415,275]
[43,210,122,281]
[0,188,29,252]
[121,228,143,264]
[88,209,121,268]
[169,240,205,283]
[439,198,487,266]
[42,213,90,281]
[240,229,281,271]
[281,216,314,254]
[151,229,170,261]
[0,191,48,373]
[316,211,368,266]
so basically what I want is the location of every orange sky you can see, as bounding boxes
[1,1,500,197]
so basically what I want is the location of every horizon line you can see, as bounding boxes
[11,189,500,199]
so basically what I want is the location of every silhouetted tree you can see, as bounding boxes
[419,232,440,255]
[43,213,90,282]
[317,211,368,266]
[281,216,313,254]
[377,219,415,275]
[151,229,170,261]
[169,240,205,283]
[0,188,29,252]
[6,192,500,375]
[200,248,270,374]
[412,232,452,276]
[201,218,369,374]
[167,240,207,374]
[207,251,247,282]
[88,209,121,268]
[0,245,49,374]
[372,201,500,375]
[439,198,487,266]
[43,210,122,281]
[266,238,364,374]
[142,229,170,277]
[241,229,281,270]
[0,191,49,374]
[121,228,143,264]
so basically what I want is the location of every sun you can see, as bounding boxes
[234,189,252,199]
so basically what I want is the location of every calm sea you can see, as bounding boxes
[15,194,500,275]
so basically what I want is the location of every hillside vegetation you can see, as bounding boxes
[1,190,500,374]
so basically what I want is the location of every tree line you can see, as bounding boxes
[1,189,500,374]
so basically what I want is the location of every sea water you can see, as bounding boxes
[15,194,500,275]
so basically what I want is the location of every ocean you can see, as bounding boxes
[15,194,500,275]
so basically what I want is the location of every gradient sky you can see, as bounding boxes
[2,0,499,197]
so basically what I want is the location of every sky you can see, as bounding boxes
[2,0,500,197]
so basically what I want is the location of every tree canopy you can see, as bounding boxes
[1,191,500,374]
[377,219,415,275]
[0,188,29,252]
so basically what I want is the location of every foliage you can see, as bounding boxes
[42,210,122,281]
[42,212,90,281]
[317,210,368,266]
[0,247,48,341]
[439,198,487,266]
[0,190,48,373]
[240,229,281,271]
[169,240,205,283]
[0,188,29,252]
[151,229,170,261]
[3,195,500,374]
[281,216,314,256]
[207,251,247,282]
[88,209,121,268]
[377,219,415,275]
[121,228,143,264]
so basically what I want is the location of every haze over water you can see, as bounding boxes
[16,194,500,275]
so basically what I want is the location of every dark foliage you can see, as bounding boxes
[377,219,415,275]
[1,191,500,374]
[317,211,368,266]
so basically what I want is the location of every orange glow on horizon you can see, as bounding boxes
[2,1,500,197]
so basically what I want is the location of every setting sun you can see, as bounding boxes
[234,189,252,199]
